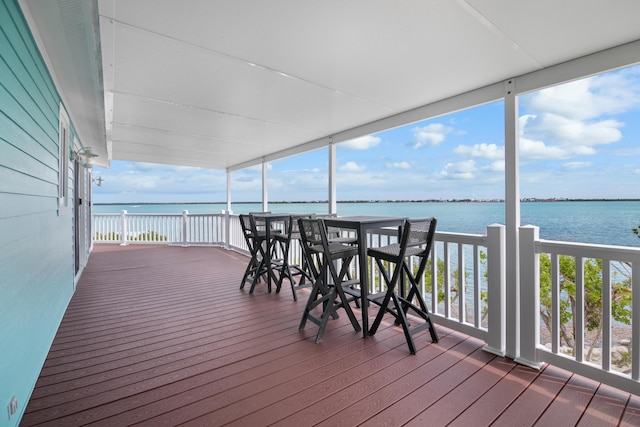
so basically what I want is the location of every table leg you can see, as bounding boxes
[358,225,369,337]
[265,224,272,292]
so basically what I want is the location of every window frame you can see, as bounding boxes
[58,104,70,207]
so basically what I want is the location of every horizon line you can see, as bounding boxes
[94,198,640,205]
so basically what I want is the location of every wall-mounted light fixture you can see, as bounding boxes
[74,147,99,168]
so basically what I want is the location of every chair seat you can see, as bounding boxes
[368,244,423,260]
[309,242,359,259]
[328,235,358,245]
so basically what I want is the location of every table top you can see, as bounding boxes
[322,215,406,227]
[250,212,294,220]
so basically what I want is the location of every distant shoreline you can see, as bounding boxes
[94,198,640,206]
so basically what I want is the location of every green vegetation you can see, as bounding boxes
[420,226,637,367]
[539,254,632,361]
[130,231,168,241]
[94,231,168,241]
[94,231,121,241]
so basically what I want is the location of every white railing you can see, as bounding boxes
[93,210,225,245]
[91,212,640,394]
[363,225,505,355]
[520,225,640,395]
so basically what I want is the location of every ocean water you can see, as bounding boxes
[93,201,640,247]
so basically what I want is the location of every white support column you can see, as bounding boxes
[224,168,232,250]
[226,168,232,213]
[120,210,128,246]
[484,224,506,356]
[504,78,520,359]
[182,210,189,247]
[328,139,337,214]
[262,159,268,212]
[517,225,543,369]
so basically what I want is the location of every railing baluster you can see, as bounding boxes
[458,243,465,323]
[575,256,585,362]
[633,262,640,381]
[551,253,560,354]
[444,241,451,318]
[473,243,480,328]
[602,259,612,371]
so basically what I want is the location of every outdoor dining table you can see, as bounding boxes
[250,212,291,291]
[321,215,406,337]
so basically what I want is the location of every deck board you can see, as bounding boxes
[21,244,638,426]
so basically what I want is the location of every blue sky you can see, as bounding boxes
[93,64,640,203]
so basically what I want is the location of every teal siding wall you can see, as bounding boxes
[1,0,77,424]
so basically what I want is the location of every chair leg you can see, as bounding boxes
[334,282,361,333]
[240,257,256,289]
[368,259,438,354]
[391,293,418,354]
[248,258,267,294]
[401,263,439,343]
[299,273,330,330]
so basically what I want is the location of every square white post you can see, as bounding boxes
[517,225,543,369]
[484,224,506,356]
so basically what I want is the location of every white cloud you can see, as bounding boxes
[340,135,381,150]
[453,143,504,159]
[518,114,606,159]
[525,113,623,147]
[518,71,638,162]
[529,72,640,121]
[439,160,476,180]
[564,161,592,170]
[519,137,572,159]
[412,123,453,148]
[339,161,366,172]
[386,161,411,170]
[483,160,505,172]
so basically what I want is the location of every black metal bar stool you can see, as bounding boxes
[298,218,361,343]
[273,214,314,301]
[367,217,439,354]
[239,214,268,292]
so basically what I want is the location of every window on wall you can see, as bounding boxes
[59,105,70,206]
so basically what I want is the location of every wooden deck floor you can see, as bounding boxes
[22,245,640,426]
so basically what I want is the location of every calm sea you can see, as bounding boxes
[93,201,640,247]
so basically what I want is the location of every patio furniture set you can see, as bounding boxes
[239,212,439,354]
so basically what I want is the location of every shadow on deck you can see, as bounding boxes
[22,245,640,426]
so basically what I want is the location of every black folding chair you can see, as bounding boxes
[298,218,361,343]
[239,214,268,292]
[273,214,314,301]
[367,217,439,354]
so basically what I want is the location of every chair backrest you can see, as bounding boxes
[289,214,311,240]
[401,217,437,275]
[312,213,343,238]
[298,217,326,248]
[297,218,328,278]
[239,214,258,251]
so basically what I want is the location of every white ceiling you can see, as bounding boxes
[21,0,640,170]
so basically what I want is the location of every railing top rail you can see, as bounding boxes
[537,238,640,262]
[93,212,223,218]
[435,231,486,245]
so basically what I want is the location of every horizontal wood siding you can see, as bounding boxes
[0,0,76,425]
[21,245,640,426]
